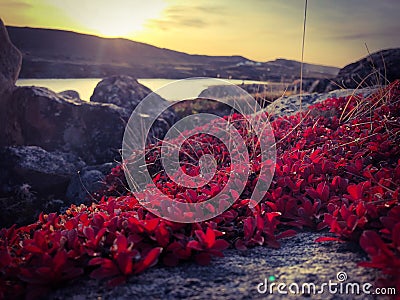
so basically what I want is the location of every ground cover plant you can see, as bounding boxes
[0,81,399,299]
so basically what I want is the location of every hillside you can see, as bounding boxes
[7,26,339,80]
[330,48,400,89]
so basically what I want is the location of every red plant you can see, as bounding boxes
[187,227,230,265]
[0,81,399,299]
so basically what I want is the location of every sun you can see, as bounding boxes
[49,0,167,37]
[88,10,146,37]
[80,1,168,38]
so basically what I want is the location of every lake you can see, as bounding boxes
[16,78,271,101]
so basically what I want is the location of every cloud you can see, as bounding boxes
[148,17,207,31]
[165,4,225,15]
[328,27,400,41]
[178,18,207,28]
[0,0,34,24]
[0,0,32,9]
[146,3,228,31]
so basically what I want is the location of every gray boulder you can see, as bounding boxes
[0,19,22,150]
[2,86,128,164]
[66,162,116,205]
[0,18,21,94]
[290,78,332,94]
[59,89,82,102]
[91,75,177,131]
[262,87,378,118]
[0,145,85,195]
[91,75,155,111]
[308,78,331,93]
[0,146,85,227]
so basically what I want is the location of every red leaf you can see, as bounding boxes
[212,239,230,251]
[116,252,133,275]
[90,259,120,280]
[155,223,170,247]
[64,219,76,230]
[276,230,297,239]
[347,184,362,200]
[359,230,390,256]
[53,250,67,271]
[195,230,207,245]
[204,227,216,248]
[316,182,330,202]
[187,240,203,251]
[134,247,162,274]
[83,227,95,241]
[115,235,128,252]
[143,219,159,232]
[235,239,247,251]
[266,212,281,222]
[243,218,254,240]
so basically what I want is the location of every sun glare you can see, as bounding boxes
[49,0,167,37]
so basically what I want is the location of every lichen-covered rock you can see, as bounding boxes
[261,87,377,118]
[0,146,85,227]
[0,145,85,194]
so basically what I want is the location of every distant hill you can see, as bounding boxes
[329,48,400,90]
[7,26,339,81]
[303,48,400,93]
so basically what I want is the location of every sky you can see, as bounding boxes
[1,0,399,67]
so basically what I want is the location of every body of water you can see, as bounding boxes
[16,78,271,101]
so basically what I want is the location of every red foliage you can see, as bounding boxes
[1,81,399,299]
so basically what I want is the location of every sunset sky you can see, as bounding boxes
[1,0,399,67]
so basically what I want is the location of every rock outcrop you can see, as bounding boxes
[333,48,400,89]
[0,80,176,225]
[65,162,116,205]
[91,75,176,122]
[2,76,177,166]
[289,78,331,94]
[314,48,400,93]
[91,75,156,110]
[90,75,177,143]
[0,18,22,158]
[59,89,82,102]
[261,87,377,118]
[0,84,128,226]
[0,18,22,94]
[0,146,85,195]
[0,22,178,226]
[0,146,85,227]
[2,86,128,164]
